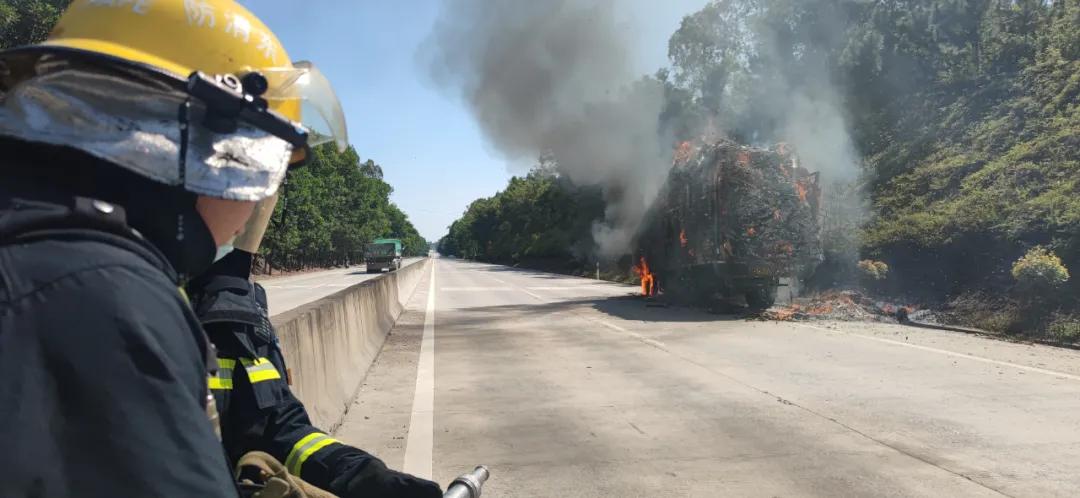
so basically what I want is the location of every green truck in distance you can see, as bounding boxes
[364,238,403,273]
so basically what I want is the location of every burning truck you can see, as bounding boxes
[636,140,823,310]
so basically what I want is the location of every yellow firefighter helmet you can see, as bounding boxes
[40,0,347,150]
[0,0,350,253]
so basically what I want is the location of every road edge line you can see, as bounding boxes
[802,324,1080,382]
[403,259,437,478]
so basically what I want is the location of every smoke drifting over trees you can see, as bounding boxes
[426,0,869,257]
[437,0,1080,333]
[424,0,671,256]
[665,0,862,180]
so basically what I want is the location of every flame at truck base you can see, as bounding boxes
[633,257,656,297]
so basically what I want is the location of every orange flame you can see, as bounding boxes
[746,227,757,237]
[679,228,689,248]
[736,150,751,167]
[674,141,694,165]
[795,181,808,203]
[632,257,656,297]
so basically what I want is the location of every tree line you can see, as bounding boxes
[0,0,68,48]
[3,1,429,272]
[660,0,1079,300]
[439,163,605,264]
[441,0,1078,334]
[261,145,428,272]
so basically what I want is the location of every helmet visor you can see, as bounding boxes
[233,193,279,254]
[263,61,348,152]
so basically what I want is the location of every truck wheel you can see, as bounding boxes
[745,286,777,311]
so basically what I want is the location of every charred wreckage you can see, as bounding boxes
[635,140,823,311]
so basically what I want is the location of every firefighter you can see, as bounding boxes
[0,1,346,495]
[188,250,443,497]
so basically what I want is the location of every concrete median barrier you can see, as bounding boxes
[270,258,430,431]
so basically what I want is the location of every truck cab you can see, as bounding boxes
[364,238,403,273]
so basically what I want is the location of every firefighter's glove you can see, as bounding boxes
[342,468,442,498]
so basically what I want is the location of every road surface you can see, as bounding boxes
[261,257,424,315]
[334,257,1080,497]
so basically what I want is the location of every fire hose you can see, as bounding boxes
[444,466,491,498]
[236,452,489,498]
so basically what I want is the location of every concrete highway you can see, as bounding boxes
[261,257,424,315]
[333,257,1080,497]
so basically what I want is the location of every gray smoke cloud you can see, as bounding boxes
[725,6,862,182]
[782,89,861,182]
[423,0,670,257]
[725,3,867,273]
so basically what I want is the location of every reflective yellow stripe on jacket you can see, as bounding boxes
[240,357,282,383]
[209,357,280,390]
[285,432,341,476]
[208,358,235,390]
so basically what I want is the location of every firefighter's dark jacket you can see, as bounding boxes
[0,141,237,497]
[188,252,442,498]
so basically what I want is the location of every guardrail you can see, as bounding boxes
[270,258,431,430]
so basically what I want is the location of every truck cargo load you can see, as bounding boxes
[637,140,823,310]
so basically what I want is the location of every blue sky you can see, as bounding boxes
[248,1,708,241]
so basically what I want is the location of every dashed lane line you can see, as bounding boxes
[440,287,512,292]
[596,319,668,350]
[520,288,546,300]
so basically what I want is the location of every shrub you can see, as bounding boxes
[857,260,889,281]
[1011,247,1070,292]
[1047,315,1080,342]
[945,291,1026,334]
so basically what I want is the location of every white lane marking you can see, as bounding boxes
[258,269,350,286]
[259,258,421,286]
[520,288,545,300]
[598,320,627,332]
[526,286,609,291]
[264,282,357,290]
[263,279,360,290]
[403,260,436,478]
[597,320,667,349]
[802,324,1080,382]
[440,287,512,292]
